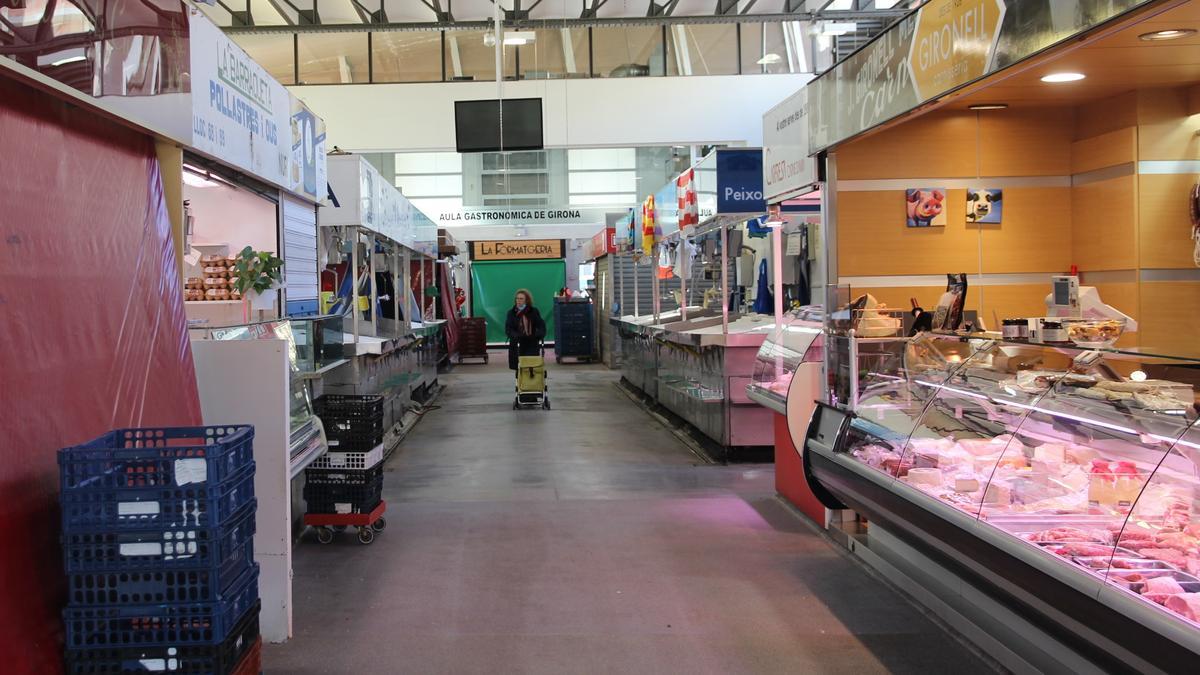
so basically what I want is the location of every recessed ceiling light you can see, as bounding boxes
[756,53,783,65]
[1139,28,1196,41]
[1041,72,1086,83]
[968,103,1008,110]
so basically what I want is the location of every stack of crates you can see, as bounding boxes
[307,395,385,516]
[59,426,260,675]
[553,299,595,363]
[458,317,489,363]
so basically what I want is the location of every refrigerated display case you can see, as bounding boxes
[747,306,824,415]
[801,332,1200,670]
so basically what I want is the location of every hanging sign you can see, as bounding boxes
[432,206,608,226]
[716,149,766,214]
[471,239,564,261]
[588,228,616,259]
[763,87,817,203]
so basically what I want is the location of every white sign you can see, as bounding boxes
[432,206,610,227]
[763,87,818,203]
[190,16,291,188]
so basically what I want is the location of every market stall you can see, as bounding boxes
[613,148,777,461]
[780,0,1200,670]
[322,154,443,432]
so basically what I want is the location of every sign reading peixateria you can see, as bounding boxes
[471,239,565,261]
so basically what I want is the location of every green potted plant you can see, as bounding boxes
[229,246,284,317]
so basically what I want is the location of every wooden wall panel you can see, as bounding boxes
[1139,173,1197,269]
[1137,88,1200,161]
[837,190,978,276]
[1076,92,1138,140]
[1070,127,1137,174]
[1072,176,1138,271]
[835,111,979,180]
[1140,281,1200,358]
[978,108,1074,177]
[979,187,1072,274]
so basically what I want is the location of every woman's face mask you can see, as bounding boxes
[515,297,526,309]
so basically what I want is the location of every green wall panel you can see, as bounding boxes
[470,259,566,343]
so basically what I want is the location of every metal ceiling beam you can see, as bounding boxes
[223,8,908,33]
[715,0,739,16]
[647,0,679,18]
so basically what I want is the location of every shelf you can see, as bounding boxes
[186,300,244,305]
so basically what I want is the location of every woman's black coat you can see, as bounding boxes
[505,305,546,370]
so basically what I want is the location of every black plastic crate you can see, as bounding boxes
[64,602,259,675]
[62,464,255,533]
[60,427,254,493]
[315,395,385,451]
[63,564,259,649]
[303,467,383,514]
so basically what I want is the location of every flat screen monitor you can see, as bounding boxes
[455,98,544,153]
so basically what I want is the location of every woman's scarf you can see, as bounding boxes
[515,305,533,337]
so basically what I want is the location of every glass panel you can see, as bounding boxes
[569,194,636,206]
[740,22,798,74]
[231,33,296,85]
[297,32,368,84]
[750,307,825,408]
[482,151,546,171]
[481,173,548,195]
[592,26,664,78]
[444,29,515,81]
[517,27,588,80]
[372,30,442,82]
[569,148,636,170]
[665,23,738,76]
[1105,424,1200,628]
[568,171,637,193]
[482,196,547,207]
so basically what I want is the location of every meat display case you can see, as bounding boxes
[802,333,1200,671]
[746,306,825,415]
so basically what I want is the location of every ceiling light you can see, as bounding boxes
[1138,28,1196,41]
[756,53,783,65]
[969,103,1009,110]
[1041,72,1086,83]
[50,55,86,66]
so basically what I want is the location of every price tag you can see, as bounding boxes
[954,405,964,420]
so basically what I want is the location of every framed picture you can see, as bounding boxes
[906,188,947,228]
[967,188,1003,224]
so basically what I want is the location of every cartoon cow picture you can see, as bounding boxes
[906,189,946,228]
[967,188,1003,224]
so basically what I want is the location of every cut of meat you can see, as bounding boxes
[1027,527,1114,544]
[1050,543,1115,557]
[1154,531,1200,552]
[1165,594,1200,622]
[1143,576,1185,595]
[1139,548,1189,568]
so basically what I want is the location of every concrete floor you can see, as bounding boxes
[266,355,993,674]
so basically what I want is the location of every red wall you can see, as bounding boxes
[0,76,201,673]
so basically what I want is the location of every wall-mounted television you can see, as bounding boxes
[454,98,544,153]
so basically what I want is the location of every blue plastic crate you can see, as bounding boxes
[63,564,259,649]
[64,500,256,579]
[65,602,259,675]
[60,426,254,493]
[62,463,255,533]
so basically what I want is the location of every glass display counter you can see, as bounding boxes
[803,332,1200,669]
[747,306,825,414]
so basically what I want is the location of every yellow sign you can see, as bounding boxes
[471,239,564,261]
[907,0,1006,102]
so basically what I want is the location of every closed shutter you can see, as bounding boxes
[281,196,319,316]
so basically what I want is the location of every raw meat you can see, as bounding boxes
[1050,543,1114,557]
[1139,548,1189,568]
[1027,527,1114,544]
[1154,532,1200,553]
[1144,576,1185,595]
[1144,593,1176,605]
[1165,594,1200,621]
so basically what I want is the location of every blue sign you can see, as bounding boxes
[716,149,765,214]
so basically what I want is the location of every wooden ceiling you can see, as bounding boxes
[948,0,1200,109]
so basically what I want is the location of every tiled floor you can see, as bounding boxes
[265,355,993,674]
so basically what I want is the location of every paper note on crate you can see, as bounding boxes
[174,458,208,486]
[335,503,353,514]
[118,501,161,516]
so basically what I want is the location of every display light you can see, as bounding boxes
[1138,28,1196,41]
[968,103,1009,111]
[1041,72,1086,83]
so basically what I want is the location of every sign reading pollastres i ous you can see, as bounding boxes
[762,86,817,204]
[716,149,766,215]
